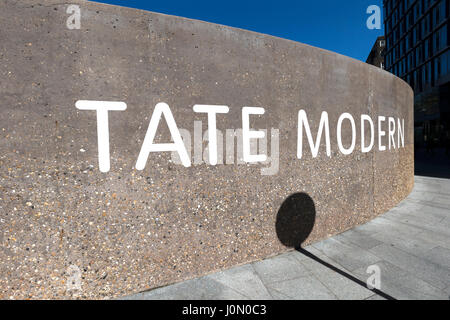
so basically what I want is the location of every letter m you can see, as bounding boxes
[297,110,331,159]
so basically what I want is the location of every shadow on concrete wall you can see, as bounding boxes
[275,193,316,248]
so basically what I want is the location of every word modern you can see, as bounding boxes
[75,101,405,173]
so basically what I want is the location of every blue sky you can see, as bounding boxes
[92,0,384,62]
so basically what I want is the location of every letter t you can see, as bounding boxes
[75,100,127,173]
[193,105,229,165]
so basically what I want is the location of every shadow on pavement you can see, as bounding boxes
[275,192,396,300]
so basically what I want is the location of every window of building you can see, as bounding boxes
[435,55,442,80]
[422,64,427,84]
[413,70,419,91]
[422,14,430,36]
[441,51,449,77]
[416,46,422,65]
[433,26,447,53]
[445,50,450,75]
[427,61,433,84]
[408,51,415,69]
[434,0,447,26]
[434,29,440,52]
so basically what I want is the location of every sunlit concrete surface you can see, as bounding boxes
[0,0,414,298]
[124,176,450,300]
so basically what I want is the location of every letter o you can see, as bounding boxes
[337,113,356,155]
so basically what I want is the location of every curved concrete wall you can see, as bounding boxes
[0,0,414,299]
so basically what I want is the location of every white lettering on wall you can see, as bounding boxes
[242,107,267,163]
[136,102,191,170]
[193,105,229,165]
[398,118,405,148]
[378,116,386,151]
[75,100,127,173]
[337,113,356,155]
[388,117,396,150]
[75,101,406,174]
[297,110,331,159]
[361,114,375,153]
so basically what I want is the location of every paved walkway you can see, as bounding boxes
[124,176,450,300]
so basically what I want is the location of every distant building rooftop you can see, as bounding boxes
[366,36,386,69]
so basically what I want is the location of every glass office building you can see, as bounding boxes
[383,0,449,147]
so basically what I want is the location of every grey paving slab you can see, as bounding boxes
[352,260,448,300]
[407,191,438,202]
[406,189,450,210]
[206,264,272,300]
[122,277,248,300]
[415,206,445,218]
[445,286,450,298]
[297,251,374,300]
[252,252,311,285]
[292,246,325,260]
[390,200,424,213]
[353,216,424,237]
[413,230,450,250]
[265,277,336,300]
[423,246,450,267]
[411,203,449,219]
[333,229,384,250]
[368,244,450,290]
[368,202,443,256]
[406,178,450,210]
[443,217,450,229]
[410,185,450,196]
[266,289,293,300]
[414,175,450,186]
[369,229,438,257]
[385,207,445,227]
[390,217,450,239]
[293,247,355,275]
[312,237,381,271]
[408,199,450,212]
[434,195,450,207]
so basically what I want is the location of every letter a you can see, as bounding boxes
[136,102,191,170]
[366,5,381,30]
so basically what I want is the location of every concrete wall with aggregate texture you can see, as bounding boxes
[0,0,414,299]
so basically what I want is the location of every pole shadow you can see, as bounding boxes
[275,192,396,300]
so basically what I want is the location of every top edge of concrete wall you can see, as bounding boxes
[12,0,412,93]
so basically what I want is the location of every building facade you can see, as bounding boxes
[367,36,386,69]
[383,0,449,147]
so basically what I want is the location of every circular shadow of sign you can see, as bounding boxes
[275,193,316,248]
